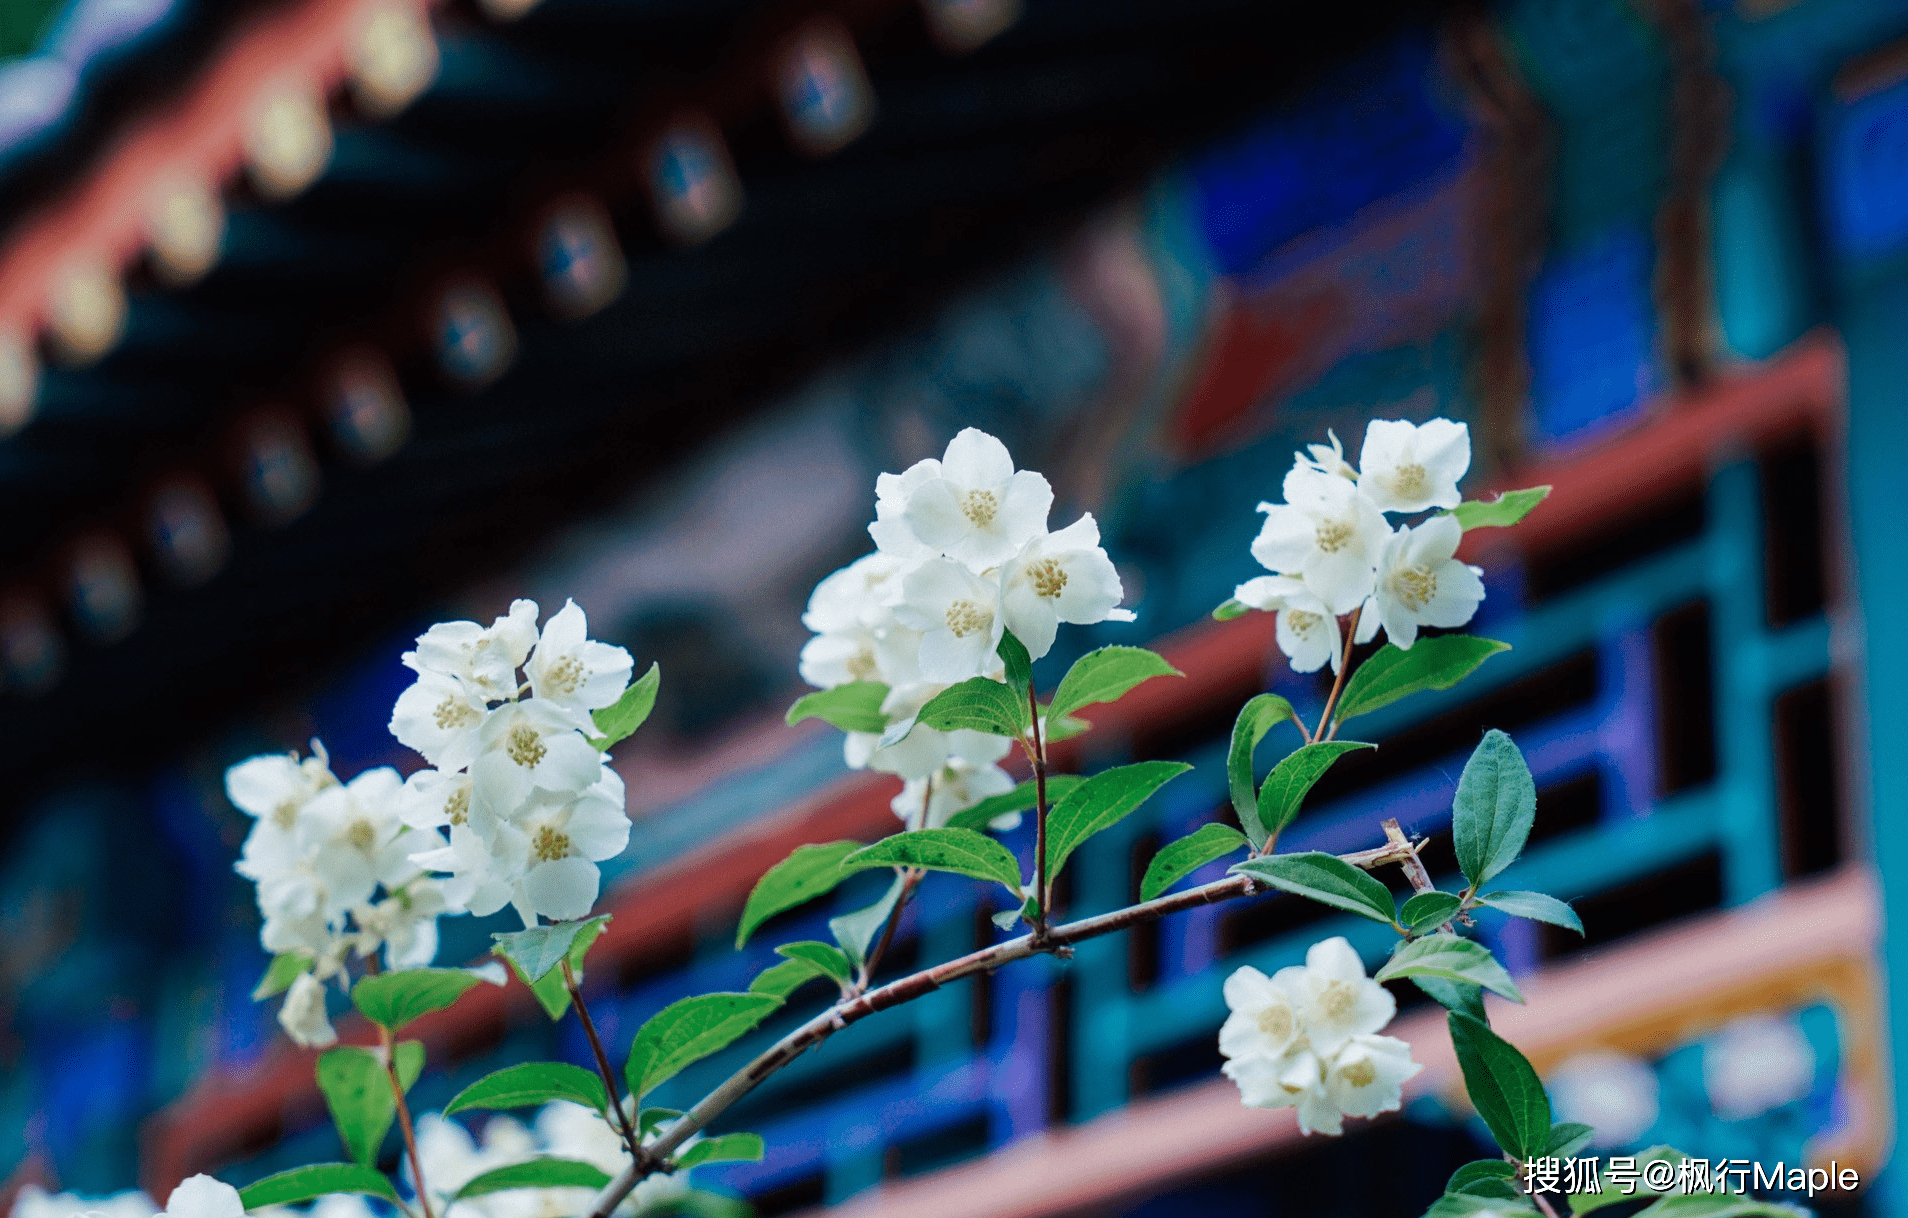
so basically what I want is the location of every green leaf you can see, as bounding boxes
[1232,852,1397,924]
[992,894,1039,931]
[1400,891,1462,932]
[847,828,1024,893]
[1226,693,1301,846]
[913,676,1028,738]
[1047,646,1183,725]
[504,916,611,1022]
[1569,1147,1692,1216]
[736,841,867,948]
[1447,486,1550,531]
[253,952,312,1000]
[1333,636,1510,725]
[1478,890,1583,935]
[1414,976,1488,1023]
[238,1164,400,1209]
[1422,1195,1539,1218]
[1042,711,1093,743]
[1633,1199,1808,1218]
[1140,824,1248,902]
[591,661,662,748]
[625,992,784,1101]
[494,914,613,987]
[997,630,1033,700]
[775,941,853,983]
[829,874,905,966]
[784,681,891,734]
[1546,1121,1595,1159]
[453,1159,612,1200]
[1212,598,1248,621]
[1452,1177,1523,1202]
[1256,741,1374,838]
[1447,1011,1550,1159]
[1447,1161,1518,1196]
[1452,731,1536,890]
[1376,933,1524,1002]
[1045,761,1192,883]
[652,1193,755,1218]
[351,967,486,1031]
[676,1132,766,1168]
[444,1061,608,1116]
[315,1042,423,1169]
[749,958,837,999]
[944,775,1084,832]
[639,1106,682,1135]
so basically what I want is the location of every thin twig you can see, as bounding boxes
[1382,818,1436,896]
[1531,1188,1562,1218]
[564,958,648,1163]
[1027,680,1050,941]
[858,780,932,991]
[380,1024,435,1218]
[1315,606,1362,741]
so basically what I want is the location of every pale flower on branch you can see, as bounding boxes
[398,767,474,833]
[488,768,632,925]
[1285,936,1397,1056]
[469,698,605,820]
[891,754,1017,829]
[868,463,941,561]
[389,667,491,771]
[1355,417,1470,514]
[409,823,516,920]
[1250,467,1388,615]
[1232,574,1344,673]
[1367,514,1485,651]
[997,512,1135,660]
[895,557,1007,683]
[525,599,634,727]
[350,878,452,969]
[278,970,338,1048]
[408,598,540,702]
[1294,428,1357,481]
[895,428,1053,568]
[1316,1033,1422,1132]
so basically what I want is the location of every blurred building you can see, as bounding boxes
[1,0,1907,1216]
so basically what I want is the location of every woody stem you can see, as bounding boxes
[564,958,648,1164]
[379,1024,434,1218]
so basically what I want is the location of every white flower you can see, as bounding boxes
[1284,936,1395,1056]
[278,971,338,1048]
[352,879,451,968]
[525,599,634,725]
[1218,965,1304,1062]
[1356,418,1470,514]
[409,599,540,701]
[1367,515,1485,650]
[895,558,1006,683]
[1318,1034,1421,1129]
[997,513,1134,659]
[225,746,336,832]
[896,428,1053,567]
[1295,429,1357,481]
[410,823,517,919]
[493,770,631,925]
[868,463,942,561]
[158,1176,244,1218]
[1549,1049,1659,1148]
[399,768,473,832]
[1222,1045,1328,1117]
[1250,467,1388,614]
[470,699,606,820]
[389,668,491,771]
[1703,1015,1814,1121]
[890,755,1017,829]
[12,1186,154,1218]
[1233,575,1342,673]
[803,551,917,634]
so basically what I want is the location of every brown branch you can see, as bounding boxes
[380,1024,435,1218]
[1383,818,1437,895]
[564,957,648,1164]
[1028,680,1050,941]
[1316,606,1362,741]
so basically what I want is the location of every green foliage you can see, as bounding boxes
[1226,693,1301,846]
[625,992,784,1100]
[315,1041,423,1169]
[1231,852,1396,925]
[494,914,612,987]
[1446,1160,1518,1196]
[591,661,662,748]
[785,681,891,733]
[351,968,487,1031]
[830,874,906,966]
[1211,598,1249,621]
[506,915,613,1021]
[1447,1011,1550,1160]
[1399,891,1462,932]
[1567,1147,1693,1215]
[997,630,1034,700]
[237,1164,400,1209]
[676,1132,767,1168]
[1447,486,1551,530]
[444,1061,608,1116]
[1452,731,1536,890]
[1256,741,1374,839]
[749,958,833,999]
[253,952,313,1000]
[913,677,1029,738]
[652,1194,755,1218]
[639,1106,682,1135]
[992,894,1039,931]
[847,828,1024,893]
[1377,934,1524,1002]
[1421,1194,1538,1218]
[1546,1121,1595,1159]
[1414,977,1488,1023]
[1046,646,1182,724]
[1634,1199,1808,1218]
[1045,761,1192,883]
[1477,890,1583,935]
[1140,824,1248,901]
[775,941,853,983]
[1333,636,1510,726]
[453,1160,612,1200]
[944,775,1083,831]
[736,841,866,948]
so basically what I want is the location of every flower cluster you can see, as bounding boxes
[227,743,450,1047]
[410,1102,689,1218]
[388,598,634,928]
[800,428,1133,824]
[15,1174,243,1218]
[1234,418,1484,671]
[1218,937,1422,1135]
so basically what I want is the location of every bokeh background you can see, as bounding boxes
[0,0,1904,1213]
